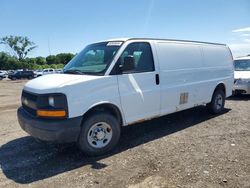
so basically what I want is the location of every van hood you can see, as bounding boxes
[24,74,100,93]
[234,71,250,79]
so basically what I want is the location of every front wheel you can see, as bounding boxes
[207,89,225,114]
[77,112,121,156]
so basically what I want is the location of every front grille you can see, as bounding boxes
[23,104,37,116]
[235,89,247,94]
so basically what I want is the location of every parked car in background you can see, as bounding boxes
[0,75,5,80]
[233,56,250,95]
[17,38,234,156]
[0,70,7,80]
[34,68,59,77]
[55,69,63,73]
[43,68,55,75]
[8,70,35,80]
[34,70,43,77]
[7,70,15,75]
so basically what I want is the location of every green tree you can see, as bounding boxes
[50,64,57,69]
[35,56,46,65]
[46,55,57,65]
[55,63,65,69]
[55,53,74,64]
[0,35,37,61]
[0,52,20,70]
[25,57,36,65]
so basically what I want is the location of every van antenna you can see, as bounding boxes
[48,38,51,55]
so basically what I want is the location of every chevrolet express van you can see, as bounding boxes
[18,38,234,156]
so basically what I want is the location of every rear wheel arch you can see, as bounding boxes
[207,83,226,114]
[212,83,226,100]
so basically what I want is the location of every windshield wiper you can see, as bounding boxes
[64,69,84,75]
[64,69,104,76]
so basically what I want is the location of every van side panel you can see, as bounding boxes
[156,42,233,116]
[156,42,205,115]
[157,42,203,70]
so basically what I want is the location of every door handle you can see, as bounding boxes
[155,74,160,85]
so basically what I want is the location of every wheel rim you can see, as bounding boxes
[87,122,113,148]
[215,94,223,110]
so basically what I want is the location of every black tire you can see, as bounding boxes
[11,77,17,80]
[28,76,33,79]
[77,112,121,156]
[35,138,51,145]
[207,89,225,114]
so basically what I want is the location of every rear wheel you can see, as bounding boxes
[77,112,121,156]
[207,89,225,114]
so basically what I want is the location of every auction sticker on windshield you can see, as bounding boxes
[107,42,123,46]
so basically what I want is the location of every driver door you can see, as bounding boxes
[117,42,161,124]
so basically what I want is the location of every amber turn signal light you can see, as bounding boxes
[37,110,66,117]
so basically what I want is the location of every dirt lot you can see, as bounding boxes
[0,79,249,188]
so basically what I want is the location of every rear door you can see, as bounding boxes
[117,42,161,124]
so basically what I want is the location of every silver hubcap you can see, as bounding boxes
[87,122,112,148]
[215,94,223,110]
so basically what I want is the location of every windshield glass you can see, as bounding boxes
[234,59,250,71]
[64,42,122,75]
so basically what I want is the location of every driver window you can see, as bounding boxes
[119,42,155,73]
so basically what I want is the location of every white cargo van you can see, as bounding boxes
[18,38,234,156]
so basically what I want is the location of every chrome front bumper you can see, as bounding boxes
[233,82,250,94]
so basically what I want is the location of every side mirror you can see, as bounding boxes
[121,55,135,72]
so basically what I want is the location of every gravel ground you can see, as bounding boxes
[0,79,249,188]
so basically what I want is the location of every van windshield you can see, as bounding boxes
[234,59,250,71]
[64,42,122,75]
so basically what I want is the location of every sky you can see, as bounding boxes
[1,0,250,58]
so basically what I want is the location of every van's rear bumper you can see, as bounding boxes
[17,107,82,143]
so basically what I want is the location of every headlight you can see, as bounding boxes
[236,79,250,84]
[246,79,250,83]
[21,91,68,119]
[48,96,55,107]
[36,93,68,118]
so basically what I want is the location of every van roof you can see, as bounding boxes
[104,38,226,46]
